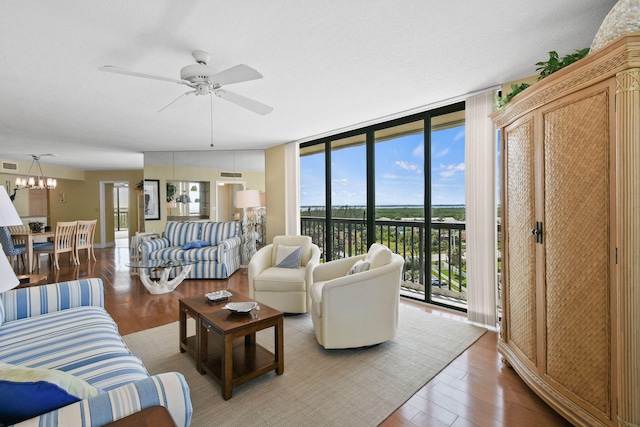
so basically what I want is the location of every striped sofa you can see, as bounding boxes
[0,278,192,427]
[140,221,242,279]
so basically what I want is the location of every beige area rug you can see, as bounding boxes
[123,305,486,427]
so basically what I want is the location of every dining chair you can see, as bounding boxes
[75,219,97,263]
[7,224,30,235]
[33,221,78,270]
[0,226,27,271]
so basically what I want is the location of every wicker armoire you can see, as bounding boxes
[492,33,640,427]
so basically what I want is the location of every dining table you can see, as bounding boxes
[10,230,55,273]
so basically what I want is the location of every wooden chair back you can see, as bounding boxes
[7,224,30,247]
[75,219,97,262]
[33,221,78,270]
[54,221,77,253]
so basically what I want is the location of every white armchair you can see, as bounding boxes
[248,235,321,313]
[309,243,405,349]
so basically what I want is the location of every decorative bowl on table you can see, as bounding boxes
[223,302,259,314]
[29,222,44,233]
[205,290,232,302]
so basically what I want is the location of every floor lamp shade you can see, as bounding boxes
[235,190,261,209]
[0,252,19,292]
[0,186,22,292]
[0,186,23,226]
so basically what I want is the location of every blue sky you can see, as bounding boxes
[300,125,466,207]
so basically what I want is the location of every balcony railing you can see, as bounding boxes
[114,209,129,231]
[301,216,467,304]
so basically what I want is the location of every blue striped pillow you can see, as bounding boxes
[165,222,200,247]
[201,222,238,246]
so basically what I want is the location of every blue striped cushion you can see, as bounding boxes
[164,222,200,247]
[200,221,239,246]
[148,246,186,261]
[150,247,218,262]
[0,279,103,323]
[67,355,149,391]
[140,238,169,260]
[0,307,149,392]
[0,306,115,348]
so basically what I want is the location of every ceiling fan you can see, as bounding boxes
[99,50,273,115]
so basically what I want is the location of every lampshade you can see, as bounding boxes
[0,186,22,292]
[0,252,19,292]
[0,186,22,226]
[259,191,266,207]
[235,189,261,209]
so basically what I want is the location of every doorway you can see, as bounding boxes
[113,183,129,247]
[216,181,245,221]
[99,180,130,248]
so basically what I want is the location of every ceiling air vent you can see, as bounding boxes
[2,161,18,171]
[220,171,242,179]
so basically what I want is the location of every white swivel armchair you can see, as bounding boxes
[310,243,405,349]
[248,235,321,313]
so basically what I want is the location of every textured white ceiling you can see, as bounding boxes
[0,0,617,172]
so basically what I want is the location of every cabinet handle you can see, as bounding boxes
[531,221,543,244]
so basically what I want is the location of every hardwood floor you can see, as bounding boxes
[27,245,572,427]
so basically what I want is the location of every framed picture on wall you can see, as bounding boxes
[143,179,160,220]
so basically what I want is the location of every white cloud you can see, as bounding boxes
[381,173,399,179]
[435,148,449,157]
[412,144,423,158]
[395,160,418,171]
[439,163,465,178]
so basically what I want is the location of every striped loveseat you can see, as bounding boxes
[0,278,192,427]
[140,221,242,279]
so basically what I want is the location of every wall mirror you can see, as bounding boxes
[143,150,265,231]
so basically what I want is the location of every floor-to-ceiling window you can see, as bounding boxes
[330,133,367,260]
[374,120,426,294]
[300,102,466,310]
[300,144,327,258]
[429,110,466,308]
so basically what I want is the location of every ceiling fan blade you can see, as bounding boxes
[158,90,196,113]
[215,89,273,115]
[210,64,263,86]
[99,65,187,85]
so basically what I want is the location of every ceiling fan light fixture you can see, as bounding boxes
[180,63,216,83]
[191,50,211,65]
[99,49,272,115]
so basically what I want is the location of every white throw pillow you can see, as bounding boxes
[365,243,393,269]
[275,245,302,268]
[347,259,371,276]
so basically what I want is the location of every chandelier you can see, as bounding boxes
[15,155,57,189]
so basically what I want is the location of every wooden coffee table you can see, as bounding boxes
[178,292,284,400]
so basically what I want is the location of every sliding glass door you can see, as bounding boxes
[374,120,426,296]
[429,110,466,308]
[300,102,468,311]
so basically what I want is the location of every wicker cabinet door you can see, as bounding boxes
[541,83,613,420]
[503,114,538,366]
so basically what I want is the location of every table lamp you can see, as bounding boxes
[0,186,23,292]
